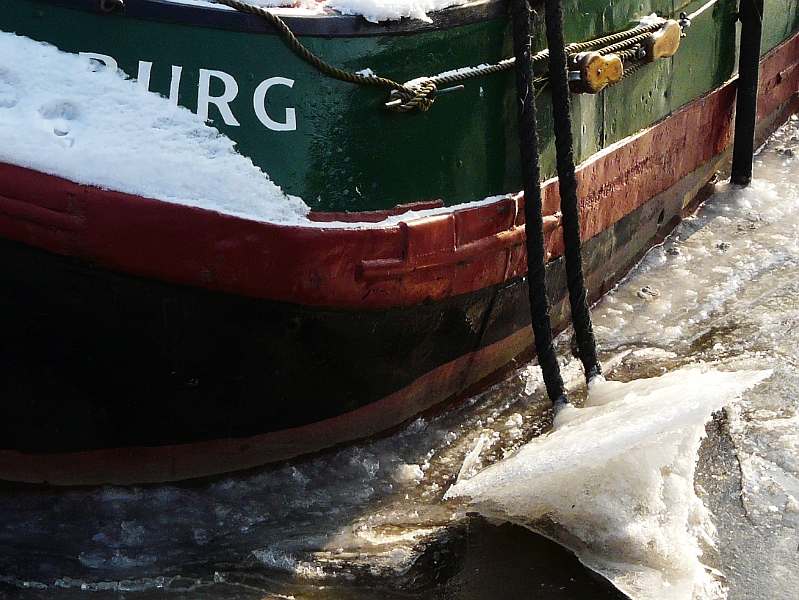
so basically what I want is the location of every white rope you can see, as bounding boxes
[687,0,720,22]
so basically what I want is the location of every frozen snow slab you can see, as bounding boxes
[447,367,772,600]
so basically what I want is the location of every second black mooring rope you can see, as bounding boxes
[514,0,603,407]
[512,0,568,408]
[731,0,765,186]
[542,0,602,383]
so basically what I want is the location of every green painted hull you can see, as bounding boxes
[4,0,792,213]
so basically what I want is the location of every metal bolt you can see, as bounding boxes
[98,0,125,13]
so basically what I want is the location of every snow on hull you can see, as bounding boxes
[165,0,473,24]
[0,31,310,224]
[322,0,468,23]
[0,32,519,230]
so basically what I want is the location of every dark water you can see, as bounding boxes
[3,119,799,599]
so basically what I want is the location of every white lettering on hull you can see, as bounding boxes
[136,62,183,106]
[79,52,118,72]
[254,77,297,131]
[169,65,183,106]
[136,60,153,92]
[83,52,297,131]
[197,69,241,126]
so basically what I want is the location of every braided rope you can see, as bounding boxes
[598,28,663,56]
[213,0,437,111]
[419,23,664,89]
[544,0,601,383]
[567,22,663,53]
[426,58,516,87]
[616,47,642,61]
[620,60,648,79]
[512,0,567,405]
[387,80,438,112]
[213,0,679,110]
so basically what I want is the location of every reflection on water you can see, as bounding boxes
[3,117,799,599]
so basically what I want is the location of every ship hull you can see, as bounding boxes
[1,0,798,483]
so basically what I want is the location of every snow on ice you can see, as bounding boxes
[447,368,772,600]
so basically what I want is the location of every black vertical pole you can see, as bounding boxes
[731,0,764,186]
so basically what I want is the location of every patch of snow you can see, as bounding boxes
[637,13,666,27]
[0,32,523,230]
[0,31,310,224]
[393,463,425,483]
[164,0,472,23]
[323,0,467,23]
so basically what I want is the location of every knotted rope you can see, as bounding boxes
[214,0,694,112]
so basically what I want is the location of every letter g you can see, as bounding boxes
[254,77,297,131]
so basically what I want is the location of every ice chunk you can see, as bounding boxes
[447,367,771,600]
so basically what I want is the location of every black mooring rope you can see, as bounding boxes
[512,0,568,407]
[543,0,602,382]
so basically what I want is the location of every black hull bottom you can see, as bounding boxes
[0,238,516,453]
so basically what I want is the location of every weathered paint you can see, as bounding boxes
[2,31,798,312]
[0,324,536,486]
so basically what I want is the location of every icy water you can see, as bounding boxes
[3,118,799,600]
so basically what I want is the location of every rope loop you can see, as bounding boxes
[214,0,435,112]
[387,80,438,112]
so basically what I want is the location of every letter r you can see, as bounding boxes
[197,69,240,126]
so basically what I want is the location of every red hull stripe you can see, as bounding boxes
[0,34,798,310]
